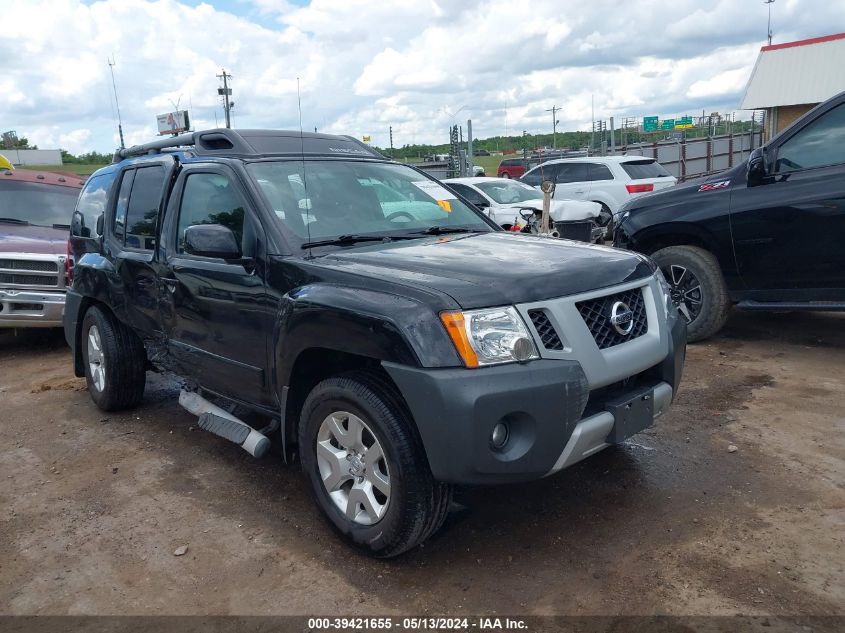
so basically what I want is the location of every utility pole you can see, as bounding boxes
[389,126,394,158]
[765,0,775,45]
[545,105,559,149]
[107,56,125,149]
[217,69,233,129]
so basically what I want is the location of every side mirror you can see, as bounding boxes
[747,147,768,186]
[184,224,241,259]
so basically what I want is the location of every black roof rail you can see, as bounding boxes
[113,128,385,163]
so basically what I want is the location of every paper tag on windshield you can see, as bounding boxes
[411,180,455,201]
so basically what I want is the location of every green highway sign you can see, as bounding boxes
[643,116,658,132]
[675,116,693,129]
[661,119,675,130]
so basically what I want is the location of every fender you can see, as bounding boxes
[624,220,737,277]
[273,283,461,390]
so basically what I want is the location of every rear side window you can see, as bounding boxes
[112,170,135,241]
[590,163,614,181]
[72,172,116,238]
[124,166,165,250]
[620,160,670,180]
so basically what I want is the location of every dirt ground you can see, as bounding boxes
[1,310,843,617]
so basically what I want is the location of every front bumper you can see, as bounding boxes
[383,300,686,485]
[0,288,66,328]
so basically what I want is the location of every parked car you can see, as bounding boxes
[520,156,677,216]
[443,177,603,242]
[65,128,685,557]
[0,168,85,328]
[497,157,535,179]
[614,90,845,342]
[473,149,490,156]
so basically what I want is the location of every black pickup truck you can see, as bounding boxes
[615,90,845,341]
[65,129,686,557]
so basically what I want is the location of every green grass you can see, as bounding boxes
[18,164,105,176]
[472,155,503,176]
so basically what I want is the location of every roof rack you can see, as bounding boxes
[113,128,383,162]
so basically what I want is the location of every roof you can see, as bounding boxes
[1,169,86,188]
[536,155,652,165]
[116,128,383,161]
[442,177,522,185]
[739,32,845,109]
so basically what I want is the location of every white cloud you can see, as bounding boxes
[2,0,843,153]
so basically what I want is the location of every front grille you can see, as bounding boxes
[0,259,58,272]
[0,273,58,287]
[576,287,648,349]
[528,309,564,350]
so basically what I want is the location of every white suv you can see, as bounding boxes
[520,156,677,214]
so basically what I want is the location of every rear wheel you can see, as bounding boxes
[299,372,451,558]
[501,172,510,179]
[650,245,730,342]
[81,306,146,411]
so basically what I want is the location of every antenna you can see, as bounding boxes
[107,56,125,149]
[297,77,312,257]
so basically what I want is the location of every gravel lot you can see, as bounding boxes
[1,310,843,616]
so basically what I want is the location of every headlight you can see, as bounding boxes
[440,306,539,368]
[654,267,673,318]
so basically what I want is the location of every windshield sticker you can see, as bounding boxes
[698,180,730,192]
[437,200,452,213]
[411,180,455,201]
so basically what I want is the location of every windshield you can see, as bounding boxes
[0,180,80,227]
[247,160,493,243]
[476,180,542,204]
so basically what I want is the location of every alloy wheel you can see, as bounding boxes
[316,411,391,526]
[86,325,106,392]
[663,264,702,323]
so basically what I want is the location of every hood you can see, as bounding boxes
[0,223,68,256]
[315,232,653,308]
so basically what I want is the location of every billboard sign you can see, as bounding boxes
[157,111,190,136]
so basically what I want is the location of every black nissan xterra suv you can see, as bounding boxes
[614,90,845,341]
[64,129,686,557]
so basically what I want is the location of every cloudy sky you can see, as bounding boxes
[3,0,843,154]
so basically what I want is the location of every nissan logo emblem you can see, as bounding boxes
[609,301,634,336]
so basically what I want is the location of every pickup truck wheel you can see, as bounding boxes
[299,372,452,558]
[651,245,730,342]
[81,306,146,411]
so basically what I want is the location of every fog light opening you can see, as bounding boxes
[490,422,509,450]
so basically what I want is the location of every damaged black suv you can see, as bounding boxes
[65,129,685,557]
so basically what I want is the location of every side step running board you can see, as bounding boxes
[178,390,271,458]
[737,300,845,312]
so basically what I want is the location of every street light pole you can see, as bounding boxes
[765,0,775,45]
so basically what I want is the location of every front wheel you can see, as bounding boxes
[650,245,731,342]
[81,306,147,411]
[299,372,452,558]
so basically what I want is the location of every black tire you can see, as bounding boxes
[80,305,147,411]
[501,172,510,179]
[299,371,452,558]
[650,245,731,342]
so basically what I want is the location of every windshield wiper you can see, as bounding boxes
[301,234,393,249]
[0,217,29,225]
[407,226,476,236]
